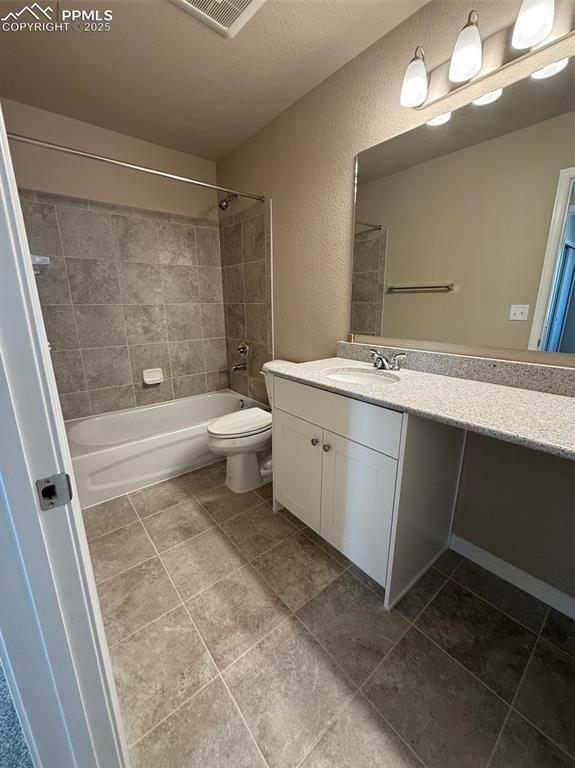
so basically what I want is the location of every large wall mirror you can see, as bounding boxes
[351,57,575,358]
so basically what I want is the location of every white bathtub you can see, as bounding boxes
[67,390,259,508]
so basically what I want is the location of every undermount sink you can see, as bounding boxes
[326,369,400,385]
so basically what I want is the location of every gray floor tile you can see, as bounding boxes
[279,508,307,529]
[363,628,507,768]
[221,503,298,560]
[129,677,266,768]
[514,640,574,756]
[82,495,137,541]
[433,548,463,576]
[223,618,355,768]
[97,558,180,646]
[302,528,352,567]
[180,463,226,495]
[542,609,575,656]
[416,580,536,701]
[348,563,386,599]
[142,499,215,552]
[395,568,447,621]
[192,483,261,523]
[111,606,217,744]
[161,528,245,599]
[129,477,192,518]
[88,521,155,584]
[255,482,273,502]
[301,694,423,768]
[187,565,289,669]
[252,532,345,611]
[491,711,575,768]
[452,560,548,633]
[297,571,408,685]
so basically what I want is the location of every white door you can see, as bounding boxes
[0,107,126,766]
[320,430,397,586]
[273,409,323,532]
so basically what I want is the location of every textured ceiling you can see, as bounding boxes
[0,0,427,160]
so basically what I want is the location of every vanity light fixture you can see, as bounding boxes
[530,57,568,78]
[426,111,452,126]
[449,10,483,83]
[472,88,503,105]
[512,0,555,49]
[400,46,428,108]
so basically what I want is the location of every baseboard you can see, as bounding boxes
[449,534,575,620]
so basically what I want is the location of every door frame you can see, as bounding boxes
[0,106,127,766]
[529,166,575,350]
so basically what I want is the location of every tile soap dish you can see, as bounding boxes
[143,368,164,386]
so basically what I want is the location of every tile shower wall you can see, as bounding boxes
[351,229,386,336]
[20,189,228,420]
[220,202,273,405]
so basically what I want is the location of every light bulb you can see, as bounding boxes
[530,57,568,79]
[449,11,483,83]
[512,0,554,49]
[426,112,452,127]
[472,88,503,106]
[400,47,428,108]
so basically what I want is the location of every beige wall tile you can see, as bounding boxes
[124,305,167,345]
[74,304,127,348]
[67,258,121,304]
[58,206,115,260]
[118,262,163,305]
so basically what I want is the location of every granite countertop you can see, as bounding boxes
[266,358,575,460]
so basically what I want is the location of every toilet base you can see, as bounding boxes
[226,452,263,493]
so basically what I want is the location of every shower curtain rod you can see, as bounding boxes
[7,133,266,203]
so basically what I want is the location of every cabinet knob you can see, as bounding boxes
[311,438,319,446]
[322,444,331,452]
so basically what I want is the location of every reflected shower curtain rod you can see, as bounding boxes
[356,219,383,233]
[7,133,266,203]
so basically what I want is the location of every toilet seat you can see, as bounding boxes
[208,407,272,439]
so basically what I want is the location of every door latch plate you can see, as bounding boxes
[36,473,73,510]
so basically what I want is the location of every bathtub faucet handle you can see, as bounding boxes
[238,342,250,358]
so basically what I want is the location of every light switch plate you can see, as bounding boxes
[509,304,529,321]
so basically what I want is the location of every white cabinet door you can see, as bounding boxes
[320,430,397,586]
[273,409,323,532]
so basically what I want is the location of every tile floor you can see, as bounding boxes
[84,462,575,768]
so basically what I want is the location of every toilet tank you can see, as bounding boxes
[261,360,289,408]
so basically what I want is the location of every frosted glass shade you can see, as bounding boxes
[449,20,482,83]
[400,52,428,107]
[426,112,451,126]
[512,0,554,49]
[472,88,503,105]
[531,57,568,79]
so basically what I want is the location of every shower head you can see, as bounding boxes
[218,194,237,211]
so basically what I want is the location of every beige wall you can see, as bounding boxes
[454,433,575,596]
[217,0,574,362]
[2,99,219,219]
[356,111,575,349]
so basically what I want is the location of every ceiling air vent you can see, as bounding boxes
[170,0,267,38]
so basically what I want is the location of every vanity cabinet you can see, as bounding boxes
[273,409,323,531]
[272,376,464,608]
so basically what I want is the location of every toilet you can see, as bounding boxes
[207,361,287,493]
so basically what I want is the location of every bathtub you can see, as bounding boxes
[67,390,259,508]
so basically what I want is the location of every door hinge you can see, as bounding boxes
[36,473,73,511]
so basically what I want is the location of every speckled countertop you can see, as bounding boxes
[266,358,575,460]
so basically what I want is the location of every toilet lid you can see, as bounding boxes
[208,407,272,438]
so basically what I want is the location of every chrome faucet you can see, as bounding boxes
[369,349,406,371]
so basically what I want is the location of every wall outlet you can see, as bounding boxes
[508,304,529,321]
